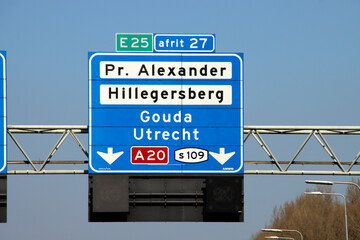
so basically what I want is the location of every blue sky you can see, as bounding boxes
[0,0,360,239]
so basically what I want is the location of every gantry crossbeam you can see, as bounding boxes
[7,125,88,174]
[244,126,360,175]
[6,125,360,175]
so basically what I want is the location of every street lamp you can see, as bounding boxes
[264,237,294,240]
[262,228,303,240]
[305,179,360,192]
[305,191,348,240]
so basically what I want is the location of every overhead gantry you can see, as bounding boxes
[6,125,360,175]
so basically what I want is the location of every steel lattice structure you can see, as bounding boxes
[6,125,360,175]
[7,125,88,174]
[244,126,360,175]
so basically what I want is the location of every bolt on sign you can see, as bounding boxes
[88,52,243,174]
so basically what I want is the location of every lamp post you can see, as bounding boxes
[262,228,303,240]
[264,237,294,240]
[305,191,348,240]
[305,179,360,192]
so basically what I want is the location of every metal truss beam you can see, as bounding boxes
[6,125,360,175]
[244,126,360,175]
[7,125,88,174]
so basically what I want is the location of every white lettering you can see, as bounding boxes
[174,111,181,122]
[134,150,144,160]
[139,110,193,123]
[172,131,179,140]
[152,114,160,123]
[184,113,192,123]
[140,110,150,122]
[134,128,143,140]
[133,128,199,141]
[120,38,128,48]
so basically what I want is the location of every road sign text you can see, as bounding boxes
[154,34,215,52]
[100,62,231,79]
[131,147,169,164]
[116,33,153,52]
[100,85,231,105]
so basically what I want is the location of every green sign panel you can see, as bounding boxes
[116,33,153,52]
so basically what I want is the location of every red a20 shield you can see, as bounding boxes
[131,146,169,164]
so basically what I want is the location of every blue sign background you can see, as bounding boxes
[89,53,243,174]
[0,51,6,174]
[154,34,215,52]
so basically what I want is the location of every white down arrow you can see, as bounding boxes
[209,148,235,165]
[97,147,123,165]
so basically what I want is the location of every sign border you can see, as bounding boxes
[0,52,6,174]
[88,52,243,174]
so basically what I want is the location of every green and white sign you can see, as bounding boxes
[116,33,153,52]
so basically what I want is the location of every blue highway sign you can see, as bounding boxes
[154,34,215,53]
[0,52,6,174]
[88,53,243,174]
